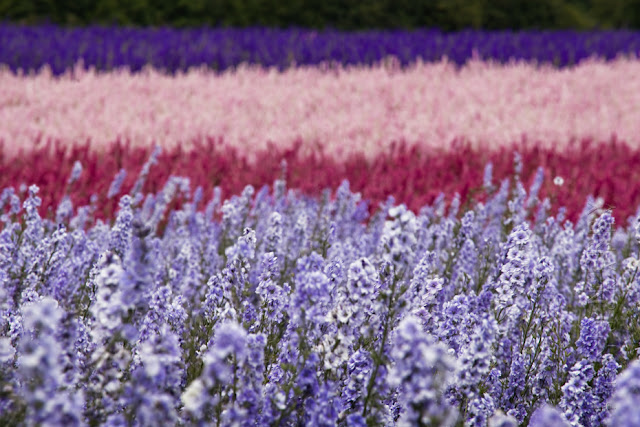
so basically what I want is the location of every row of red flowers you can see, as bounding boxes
[4,136,639,226]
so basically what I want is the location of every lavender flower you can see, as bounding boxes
[526,166,545,209]
[90,251,128,344]
[488,410,518,427]
[18,297,84,426]
[181,321,248,422]
[608,359,640,427]
[108,195,133,258]
[346,257,379,306]
[576,317,611,362]
[132,146,162,201]
[591,354,620,426]
[379,205,418,271]
[389,315,459,426]
[560,360,595,426]
[495,223,533,325]
[483,163,494,192]
[126,323,183,426]
[67,161,83,185]
[529,404,571,427]
[107,168,127,199]
[56,195,74,224]
[342,349,373,415]
[256,252,290,325]
[0,337,15,363]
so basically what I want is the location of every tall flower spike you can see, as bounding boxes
[576,317,610,362]
[108,195,133,258]
[131,145,162,204]
[67,161,83,186]
[389,315,459,426]
[560,360,595,426]
[483,162,494,192]
[107,168,127,199]
[607,359,640,427]
[181,321,249,423]
[126,322,183,426]
[90,251,127,345]
[18,297,84,426]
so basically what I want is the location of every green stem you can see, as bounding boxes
[362,272,400,417]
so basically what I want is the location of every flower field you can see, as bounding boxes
[3,25,640,426]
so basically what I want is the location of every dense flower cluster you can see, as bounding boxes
[2,24,640,75]
[2,160,640,426]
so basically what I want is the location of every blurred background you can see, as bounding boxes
[2,0,640,30]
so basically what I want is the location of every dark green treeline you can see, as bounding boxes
[1,0,640,30]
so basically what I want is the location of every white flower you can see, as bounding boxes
[0,338,15,363]
[554,176,564,186]
[181,379,206,414]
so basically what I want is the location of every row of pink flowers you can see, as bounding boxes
[2,58,639,160]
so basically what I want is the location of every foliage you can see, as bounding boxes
[2,0,640,31]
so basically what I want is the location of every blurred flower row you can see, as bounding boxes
[2,24,640,75]
[2,139,640,228]
[2,59,640,159]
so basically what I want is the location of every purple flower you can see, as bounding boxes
[90,251,128,344]
[389,315,459,426]
[342,349,373,414]
[264,211,284,254]
[451,238,478,290]
[181,321,248,421]
[591,353,619,425]
[483,163,494,192]
[507,181,527,226]
[495,223,533,321]
[225,227,257,263]
[107,168,127,199]
[221,185,254,242]
[526,167,545,209]
[131,145,162,201]
[529,405,571,427]
[466,393,497,426]
[256,253,290,324]
[67,161,83,185]
[108,195,133,258]
[0,337,15,363]
[56,195,74,224]
[292,268,332,325]
[379,204,418,270]
[560,360,595,426]
[408,251,442,311]
[18,297,84,426]
[458,317,496,391]
[127,323,183,425]
[305,382,340,426]
[488,410,518,427]
[502,353,526,414]
[346,257,379,304]
[513,152,523,176]
[439,294,476,355]
[576,317,610,362]
[608,359,640,427]
[578,212,616,305]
